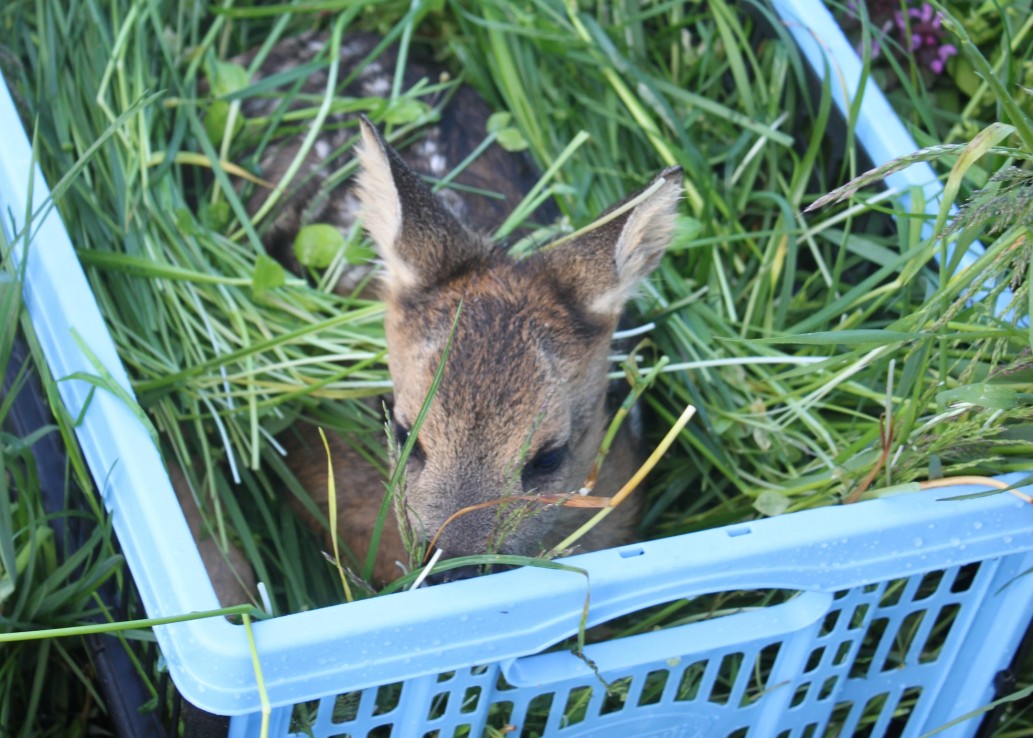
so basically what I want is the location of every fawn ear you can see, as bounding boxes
[545,167,683,318]
[355,115,489,291]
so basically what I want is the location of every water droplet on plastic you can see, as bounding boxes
[913,537,924,548]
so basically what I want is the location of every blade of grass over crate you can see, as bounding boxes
[241,613,271,738]
[384,553,599,676]
[380,553,589,595]
[918,683,1033,738]
[66,330,160,445]
[379,558,603,665]
[0,604,255,643]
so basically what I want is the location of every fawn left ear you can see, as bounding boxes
[544,166,683,318]
[355,115,489,292]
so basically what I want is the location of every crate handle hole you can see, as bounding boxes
[619,547,645,559]
[727,526,753,538]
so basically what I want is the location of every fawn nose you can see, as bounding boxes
[427,563,483,584]
[424,555,516,585]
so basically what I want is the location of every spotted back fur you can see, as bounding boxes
[232,30,553,294]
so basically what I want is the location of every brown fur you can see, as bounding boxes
[169,463,257,606]
[280,425,407,584]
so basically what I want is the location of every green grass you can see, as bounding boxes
[0,243,143,734]
[0,0,1031,735]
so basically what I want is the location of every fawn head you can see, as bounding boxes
[355,116,682,568]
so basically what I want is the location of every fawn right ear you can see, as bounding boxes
[542,166,683,320]
[355,116,489,292]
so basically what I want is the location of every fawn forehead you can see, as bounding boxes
[388,261,612,442]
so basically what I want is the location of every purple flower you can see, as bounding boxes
[847,1,957,75]
[929,43,958,74]
[895,3,958,74]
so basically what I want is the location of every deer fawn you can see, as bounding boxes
[185,32,683,595]
[288,118,682,582]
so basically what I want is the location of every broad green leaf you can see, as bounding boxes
[294,224,344,268]
[204,100,245,147]
[487,112,528,151]
[486,111,513,133]
[251,254,286,297]
[201,200,232,231]
[343,242,375,265]
[496,127,529,152]
[208,60,250,98]
[384,98,431,125]
[754,490,791,517]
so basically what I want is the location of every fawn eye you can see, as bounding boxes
[393,422,409,447]
[523,446,567,481]
[392,419,424,463]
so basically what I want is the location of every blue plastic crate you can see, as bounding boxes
[2,2,1031,737]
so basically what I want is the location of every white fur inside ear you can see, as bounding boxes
[356,122,414,288]
[589,175,682,315]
